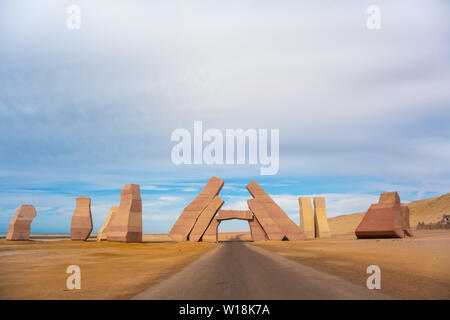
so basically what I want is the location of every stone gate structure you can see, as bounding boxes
[169,177,307,242]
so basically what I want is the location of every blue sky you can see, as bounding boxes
[1,1,449,233]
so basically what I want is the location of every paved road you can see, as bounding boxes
[133,239,390,300]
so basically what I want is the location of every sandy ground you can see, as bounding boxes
[0,235,215,299]
[1,230,448,300]
[253,230,450,300]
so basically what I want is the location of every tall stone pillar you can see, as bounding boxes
[70,197,93,241]
[299,197,315,239]
[313,197,331,238]
[6,205,37,241]
[107,184,142,242]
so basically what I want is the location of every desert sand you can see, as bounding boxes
[1,230,449,299]
[254,229,450,299]
[0,235,215,299]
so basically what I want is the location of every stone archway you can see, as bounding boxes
[202,210,268,242]
[168,176,306,242]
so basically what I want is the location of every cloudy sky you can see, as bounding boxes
[1,0,449,233]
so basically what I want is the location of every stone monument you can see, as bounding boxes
[6,205,37,241]
[107,184,142,242]
[70,197,93,241]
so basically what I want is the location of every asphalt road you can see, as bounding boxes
[132,239,390,300]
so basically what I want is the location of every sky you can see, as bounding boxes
[0,0,449,233]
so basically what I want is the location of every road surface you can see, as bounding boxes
[132,239,390,300]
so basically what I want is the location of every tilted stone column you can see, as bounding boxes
[313,197,331,238]
[189,196,224,242]
[169,177,224,241]
[6,205,37,241]
[247,180,305,241]
[97,205,119,241]
[248,218,268,241]
[247,198,284,241]
[202,218,220,242]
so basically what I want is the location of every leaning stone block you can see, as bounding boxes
[189,196,224,242]
[6,205,37,241]
[313,197,331,238]
[247,180,305,240]
[169,176,224,241]
[299,197,315,239]
[107,184,142,242]
[202,218,220,242]
[355,192,405,239]
[247,198,284,241]
[248,218,268,241]
[70,197,93,241]
[97,205,119,241]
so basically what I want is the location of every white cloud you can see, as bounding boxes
[181,188,198,192]
[0,1,449,234]
[1,0,449,184]
[157,196,183,202]
[141,186,170,191]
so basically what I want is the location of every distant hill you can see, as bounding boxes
[328,193,450,235]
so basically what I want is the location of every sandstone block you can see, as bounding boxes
[355,192,405,239]
[247,180,305,240]
[247,198,284,241]
[248,218,268,241]
[6,205,37,241]
[189,196,224,242]
[107,184,142,242]
[401,204,413,237]
[202,218,220,242]
[313,197,331,238]
[169,177,224,241]
[97,205,119,241]
[298,197,315,239]
[70,197,93,241]
[216,210,253,221]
